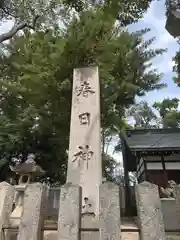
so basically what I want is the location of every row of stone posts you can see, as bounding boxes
[1,180,179,240]
[0,181,122,240]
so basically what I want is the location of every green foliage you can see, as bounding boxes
[102,153,118,182]
[0,5,166,183]
[0,0,59,24]
[153,98,180,128]
[114,101,160,153]
[126,101,159,129]
[85,0,155,25]
[153,98,179,117]
[114,98,180,155]
[0,0,155,43]
[173,49,180,86]
[116,98,180,133]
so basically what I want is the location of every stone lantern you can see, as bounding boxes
[9,154,45,226]
[9,153,45,184]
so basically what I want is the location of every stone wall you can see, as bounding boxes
[12,184,180,231]
[1,181,180,240]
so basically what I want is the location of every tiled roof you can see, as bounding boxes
[124,128,180,151]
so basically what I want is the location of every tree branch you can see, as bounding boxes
[0,15,40,43]
[0,22,27,43]
[1,6,17,18]
[26,15,40,30]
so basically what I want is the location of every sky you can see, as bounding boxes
[128,0,180,105]
[111,0,180,163]
[0,1,179,164]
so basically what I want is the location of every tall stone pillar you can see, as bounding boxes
[67,67,102,215]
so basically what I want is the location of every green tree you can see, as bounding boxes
[0,0,59,43]
[113,101,160,153]
[102,153,118,182]
[172,48,180,86]
[0,0,156,43]
[153,98,180,128]
[126,101,159,129]
[0,6,166,183]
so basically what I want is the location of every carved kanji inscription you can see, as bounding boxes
[76,79,95,98]
[79,112,90,125]
[72,145,94,169]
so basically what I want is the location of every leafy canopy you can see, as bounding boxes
[0,0,155,43]
[0,4,166,183]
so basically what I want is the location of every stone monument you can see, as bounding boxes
[67,67,102,215]
[59,66,121,240]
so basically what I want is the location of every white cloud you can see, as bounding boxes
[152,31,175,49]
[138,91,180,106]
[0,21,13,34]
[154,60,174,73]
[129,1,179,79]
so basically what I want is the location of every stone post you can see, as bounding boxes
[175,184,180,225]
[99,182,121,240]
[67,67,102,215]
[135,181,166,240]
[57,183,81,240]
[17,183,47,240]
[0,182,15,240]
[10,184,26,226]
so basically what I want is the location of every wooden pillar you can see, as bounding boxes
[143,156,148,181]
[121,138,131,216]
[161,154,168,186]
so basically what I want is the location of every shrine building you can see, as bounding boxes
[121,128,180,187]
